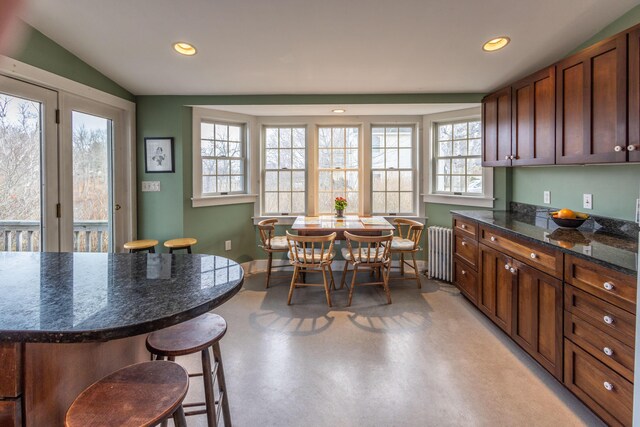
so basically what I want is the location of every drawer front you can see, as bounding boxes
[0,344,22,398]
[454,234,478,269]
[565,285,636,347]
[453,216,478,240]
[564,339,633,427]
[0,399,21,427]
[480,226,561,278]
[453,259,478,304]
[564,311,634,382]
[565,254,636,314]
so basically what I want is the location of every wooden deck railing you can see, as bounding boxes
[0,220,109,252]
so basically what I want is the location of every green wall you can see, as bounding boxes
[571,4,640,53]
[11,23,134,101]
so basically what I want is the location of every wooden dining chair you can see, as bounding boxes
[340,231,393,306]
[257,218,290,288]
[388,218,424,288]
[285,231,336,307]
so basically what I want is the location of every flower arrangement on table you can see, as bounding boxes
[334,197,347,218]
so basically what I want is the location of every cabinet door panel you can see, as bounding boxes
[482,87,511,166]
[627,27,640,161]
[479,244,513,334]
[512,260,563,379]
[512,67,555,166]
[556,35,626,164]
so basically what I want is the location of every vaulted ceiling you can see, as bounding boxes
[19,0,640,95]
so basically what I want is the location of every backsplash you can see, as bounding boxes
[510,202,640,239]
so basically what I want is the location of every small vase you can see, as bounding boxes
[336,209,344,218]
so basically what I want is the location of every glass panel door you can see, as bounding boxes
[0,75,58,252]
[71,111,113,252]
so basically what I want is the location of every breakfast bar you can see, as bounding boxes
[0,252,244,426]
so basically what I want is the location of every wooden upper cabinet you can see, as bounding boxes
[556,34,627,164]
[627,27,640,162]
[511,67,556,166]
[482,86,511,166]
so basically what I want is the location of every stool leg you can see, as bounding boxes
[202,348,218,427]
[150,246,155,253]
[172,405,188,427]
[212,342,232,427]
[170,248,174,254]
[187,246,192,254]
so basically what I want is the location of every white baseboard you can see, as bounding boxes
[240,259,427,275]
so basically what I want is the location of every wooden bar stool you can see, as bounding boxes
[164,237,198,254]
[123,239,158,253]
[146,313,232,427]
[65,361,189,427]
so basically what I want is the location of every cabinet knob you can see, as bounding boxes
[603,347,614,357]
[504,264,510,270]
[530,252,537,259]
[614,145,624,152]
[461,224,467,229]
[510,267,516,274]
[505,155,510,160]
[490,236,497,242]
[603,281,614,291]
[627,145,636,151]
[461,270,467,275]
[603,381,614,391]
[509,155,515,160]
[603,315,614,325]
[461,241,467,246]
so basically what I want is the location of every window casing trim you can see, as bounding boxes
[422,107,493,208]
[192,107,256,207]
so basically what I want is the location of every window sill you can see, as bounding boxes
[192,194,258,208]
[423,194,495,208]
[252,214,428,226]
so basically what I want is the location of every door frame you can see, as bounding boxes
[0,56,136,251]
[0,74,59,251]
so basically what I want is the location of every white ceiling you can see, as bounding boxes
[19,0,640,96]
[199,103,479,116]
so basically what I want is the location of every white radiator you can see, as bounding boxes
[427,226,453,282]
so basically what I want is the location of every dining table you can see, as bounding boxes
[291,215,395,239]
[0,251,244,426]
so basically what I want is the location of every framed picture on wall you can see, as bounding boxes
[144,137,175,173]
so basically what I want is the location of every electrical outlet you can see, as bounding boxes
[543,191,551,204]
[142,181,160,192]
[583,245,592,256]
[225,240,232,251]
[583,193,593,210]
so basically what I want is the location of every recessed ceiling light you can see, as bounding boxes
[482,37,510,52]
[173,42,197,56]
[332,109,346,113]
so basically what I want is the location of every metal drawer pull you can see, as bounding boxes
[504,264,510,270]
[505,155,510,160]
[530,253,537,259]
[603,282,614,291]
[490,236,497,242]
[603,347,614,357]
[614,145,624,152]
[461,241,467,246]
[628,145,636,151]
[603,315,614,325]
[510,267,516,274]
[461,270,466,275]
[461,224,466,229]
[603,381,614,391]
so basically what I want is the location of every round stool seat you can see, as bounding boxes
[164,238,197,249]
[124,239,159,251]
[147,313,227,356]
[65,361,188,427]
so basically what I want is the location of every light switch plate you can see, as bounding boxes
[142,181,160,192]
[583,193,592,210]
[225,240,232,251]
[543,191,550,204]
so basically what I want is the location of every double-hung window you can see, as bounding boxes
[371,126,415,214]
[200,121,245,195]
[263,126,306,215]
[433,119,482,195]
[317,126,359,214]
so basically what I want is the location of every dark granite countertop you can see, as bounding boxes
[451,209,638,276]
[0,252,244,343]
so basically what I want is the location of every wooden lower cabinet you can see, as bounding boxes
[478,244,513,335]
[565,339,633,426]
[453,259,478,304]
[511,260,563,380]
